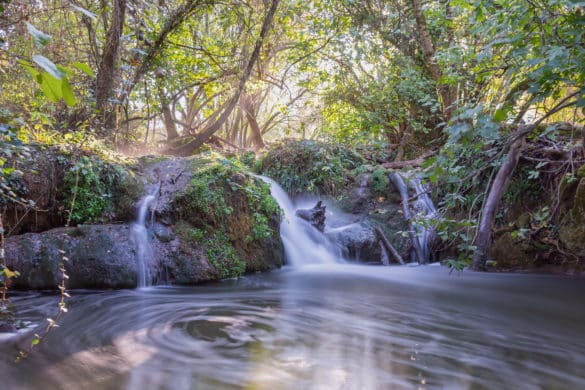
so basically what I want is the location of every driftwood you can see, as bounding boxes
[374,226,405,265]
[295,201,326,232]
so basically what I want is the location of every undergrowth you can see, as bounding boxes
[259,140,365,195]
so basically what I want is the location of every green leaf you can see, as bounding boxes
[32,55,65,79]
[70,4,97,20]
[72,62,94,77]
[494,108,507,122]
[26,23,51,46]
[39,72,63,102]
[61,78,76,107]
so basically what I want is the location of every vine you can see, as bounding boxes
[16,168,77,361]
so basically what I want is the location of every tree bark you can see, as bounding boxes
[172,0,279,156]
[241,94,265,149]
[410,0,457,119]
[472,136,526,270]
[122,0,204,100]
[382,151,434,169]
[95,0,126,135]
[374,226,405,265]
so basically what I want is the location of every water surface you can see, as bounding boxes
[1,265,584,389]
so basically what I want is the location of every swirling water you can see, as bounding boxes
[1,265,584,390]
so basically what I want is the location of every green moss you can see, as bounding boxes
[173,156,282,279]
[62,155,141,224]
[205,231,246,279]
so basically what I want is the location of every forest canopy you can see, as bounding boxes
[1,0,584,269]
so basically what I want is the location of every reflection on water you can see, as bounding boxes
[1,265,584,389]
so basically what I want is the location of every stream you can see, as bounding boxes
[1,265,584,389]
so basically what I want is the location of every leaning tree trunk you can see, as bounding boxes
[472,136,525,270]
[95,0,126,136]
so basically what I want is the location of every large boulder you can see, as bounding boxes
[6,225,138,289]
[4,154,285,290]
[325,222,381,262]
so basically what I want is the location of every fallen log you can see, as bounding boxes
[374,226,405,265]
[381,151,435,169]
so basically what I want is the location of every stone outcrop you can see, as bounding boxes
[3,154,284,290]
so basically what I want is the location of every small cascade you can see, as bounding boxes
[389,172,438,264]
[408,175,438,262]
[257,175,344,266]
[131,184,159,287]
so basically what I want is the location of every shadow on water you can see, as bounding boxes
[1,265,584,389]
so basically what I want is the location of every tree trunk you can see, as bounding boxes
[123,0,204,100]
[241,94,265,149]
[156,69,179,141]
[161,100,179,140]
[374,226,405,265]
[172,0,279,156]
[95,0,126,135]
[472,136,525,270]
[410,0,456,119]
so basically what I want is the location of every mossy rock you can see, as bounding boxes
[559,178,585,257]
[1,144,142,234]
[171,157,284,279]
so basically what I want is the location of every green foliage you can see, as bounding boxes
[370,166,390,197]
[205,231,246,279]
[260,140,365,195]
[63,156,132,224]
[175,156,281,278]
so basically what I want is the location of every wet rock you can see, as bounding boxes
[325,222,381,262]
[296,201,326,232]
[6,225,138,289]
[559,177,585,258]
[152,222,175,243]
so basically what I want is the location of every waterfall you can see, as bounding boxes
[131,184,159,287]
[256,175,344,266]
[389,172,437,264]
[408,175,437,263]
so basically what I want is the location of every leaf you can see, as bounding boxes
[70,4,97,20]
[72,62,94,77]
[494,108,507,122]
[26,23,51,47]
[39,73,63,102]
[32,55,65,79]
[61,78,77,107]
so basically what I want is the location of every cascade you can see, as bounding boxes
[256,175,344,266]
[130,184,159,287]
[389,172,438,264]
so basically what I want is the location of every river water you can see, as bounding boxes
[1,265,584,390]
